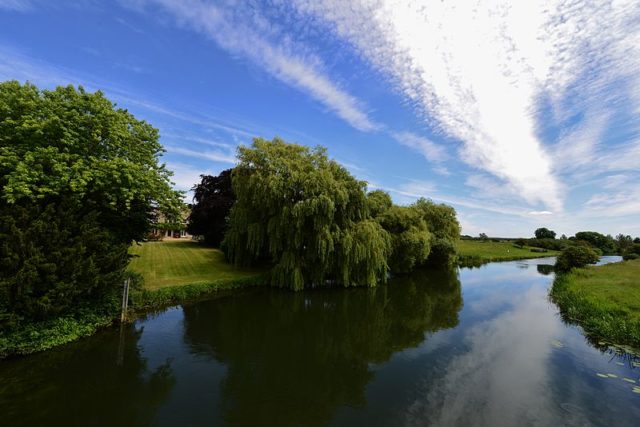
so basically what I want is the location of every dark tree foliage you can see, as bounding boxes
[555,246,600,273]
[527,238,568,251]
[574,231,617,254]
[534,227,556,239]
[616,234,634,254]
[0,81,180,324]
[514,239,527,248]
[187,169,235,247]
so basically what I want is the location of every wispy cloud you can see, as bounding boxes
[134,0,378,132]
[0,0,32,11]
[391,131,447,163]
[290,0,640,214]
[165,145,236,165]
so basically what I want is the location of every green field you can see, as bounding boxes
[456,240,559,265]
[551,259,640,348]
[129,239,261,289]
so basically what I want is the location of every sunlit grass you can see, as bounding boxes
[456,239,559,264]
[551,259,640,348]
[128,239,262,290]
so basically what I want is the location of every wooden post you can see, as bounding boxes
[120,278,130,323]
[117,279,130,366]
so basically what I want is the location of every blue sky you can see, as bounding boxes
[1,0,639,237]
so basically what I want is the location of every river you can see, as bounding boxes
[1,256,638,426]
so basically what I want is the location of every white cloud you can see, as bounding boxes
[290,0,640,214]
[585,188,640,217]
[165,161,209,193]
[137,0,378,132]
[528,211,553,216]
[464,174,520,202]
[391,131,447,163]
[552,112,610,173]
[165,145,236,165]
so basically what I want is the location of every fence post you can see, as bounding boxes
[117,279,130,366]
[120,278,130,323]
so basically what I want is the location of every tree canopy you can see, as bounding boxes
[534,227,556,239]
[0,81,181,323]
[574,231,616,254]
[555,245,600,273]
[187,169,235,246]
[376,205,431,274]
[223,137,391,290]
[413,198,460,265]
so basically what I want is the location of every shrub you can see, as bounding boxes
[513,239,527,248]
[555,246,600,273]
[530,248,548,253]
[623,253,639,261]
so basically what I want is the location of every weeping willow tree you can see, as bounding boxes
[413,198,461,265]
[223,138,391,290]
[376,205,431,274]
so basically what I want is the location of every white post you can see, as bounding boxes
[120,278,130,323]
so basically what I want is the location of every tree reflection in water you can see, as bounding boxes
[0,323,175,426]
[182,267,463,427]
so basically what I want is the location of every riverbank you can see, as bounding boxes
[127,239,267,311]
[0,239,567,359]
[456,240,559,267]
[0,240,265,359]
[551,259,640,349]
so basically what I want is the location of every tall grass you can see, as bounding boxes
[550,259,640,348]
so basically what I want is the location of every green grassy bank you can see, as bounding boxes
[1,240,264,359]
[457,240,559,267]
[128,239,262,289]
[127,239,266,310]
[551,259,640,349]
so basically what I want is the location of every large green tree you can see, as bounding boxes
[223,137,391,290]
[376,205,431,274]
[534,227,556,239]
[0,81,181,323]
[574,231,616,254]
[413,198,460,265]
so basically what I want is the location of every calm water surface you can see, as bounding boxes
[2,257,639,426]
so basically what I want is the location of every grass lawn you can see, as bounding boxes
[551,259,640,348]
[128,239,262,290]
[457,239,559,264]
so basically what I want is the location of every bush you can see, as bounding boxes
[527,238,568,251]
[623,253,639,261]
[555,246,600,273]
[146,232,164,242]
[513,239,527,248]
[530,248,548,253]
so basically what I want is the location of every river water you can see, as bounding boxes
[2,256,639,426]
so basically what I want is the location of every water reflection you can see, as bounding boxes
[405,285,562,426]
[0,323,175,426]
[2,257,638,427]
[536,264,554,275]
[181,268,463,427]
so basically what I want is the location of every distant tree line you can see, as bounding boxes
[188,138,461,290]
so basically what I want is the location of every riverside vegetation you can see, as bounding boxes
[0,83,460,358]
[551,258,640,349]
[2,81,639,359]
